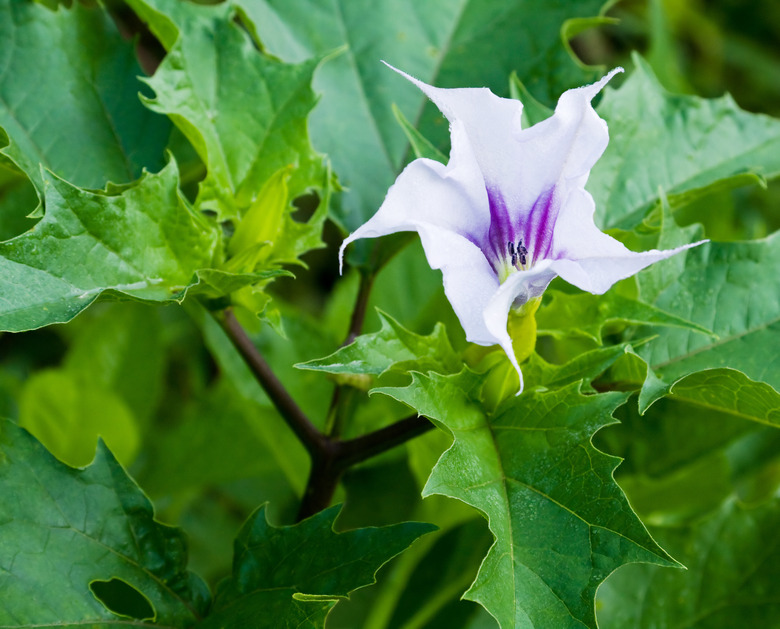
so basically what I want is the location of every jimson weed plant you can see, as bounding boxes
[1,1,779,628]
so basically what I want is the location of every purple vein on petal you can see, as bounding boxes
[485,186,513,274]
[523,187,557,264]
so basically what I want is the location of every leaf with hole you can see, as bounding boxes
[0,419,209,627]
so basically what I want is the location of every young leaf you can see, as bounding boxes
[0,161,219,332]
[199,505,436,628]
[593,54,780,229]
[18,369,139,468]
[238,0,610,230]
[295,310,460,379]
[0,0,169,195]
[0,419,209,626]
[598,496,780,628]
[376,373,676,629]
[129,0,326,220]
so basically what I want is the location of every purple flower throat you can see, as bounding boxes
[482,186,557,281]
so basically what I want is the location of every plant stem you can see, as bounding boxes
[345,270,374,345]
[324,269,374,437]
[220,307,434,522]
[297,413,434,521]
[337,414,434,468]
[220,309,325,456]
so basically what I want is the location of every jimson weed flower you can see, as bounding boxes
[340,65,703,392]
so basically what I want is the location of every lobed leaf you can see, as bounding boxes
[0,161,219,332]
[129,0,326,221]
[376,373,676,629]
[0,419,209,627]
[295,310,460,379]
[199,505,435,628]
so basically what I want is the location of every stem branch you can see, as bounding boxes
[221,309,325,456]
[219,307,434,522]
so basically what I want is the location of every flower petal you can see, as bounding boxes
[549,188,706,293]
[415,223,500,345]
[386,63,623,264]
[339,119,490,273]
[384,63,524,186]
[482,261,558,393]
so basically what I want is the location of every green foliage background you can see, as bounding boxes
[0,0,779,627]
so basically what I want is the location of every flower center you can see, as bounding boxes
[497,238,530,283]
[507,240,528,269]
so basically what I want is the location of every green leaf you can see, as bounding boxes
[199,505,436,628]
[668,368,780,428]
[63,304,165,425]
[509,73,554,128]
[593,54,780,229]
[189,268,292,300]
[129,0,326,220]
[0,0,169,195]
[295,310,460,380]
[18,369,139,468]
[0,418,209,626]
[536,290,713,344]
[240,0,610,230]
[391,104,447,163]
[636,230,780,394]
[0,161,219,332]
[598,496,780,628]
[523,344,637,392]
[376,373,676,629]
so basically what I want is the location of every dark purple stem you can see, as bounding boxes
[219,309,434,522]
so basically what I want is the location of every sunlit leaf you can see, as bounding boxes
[0,161,219,332]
